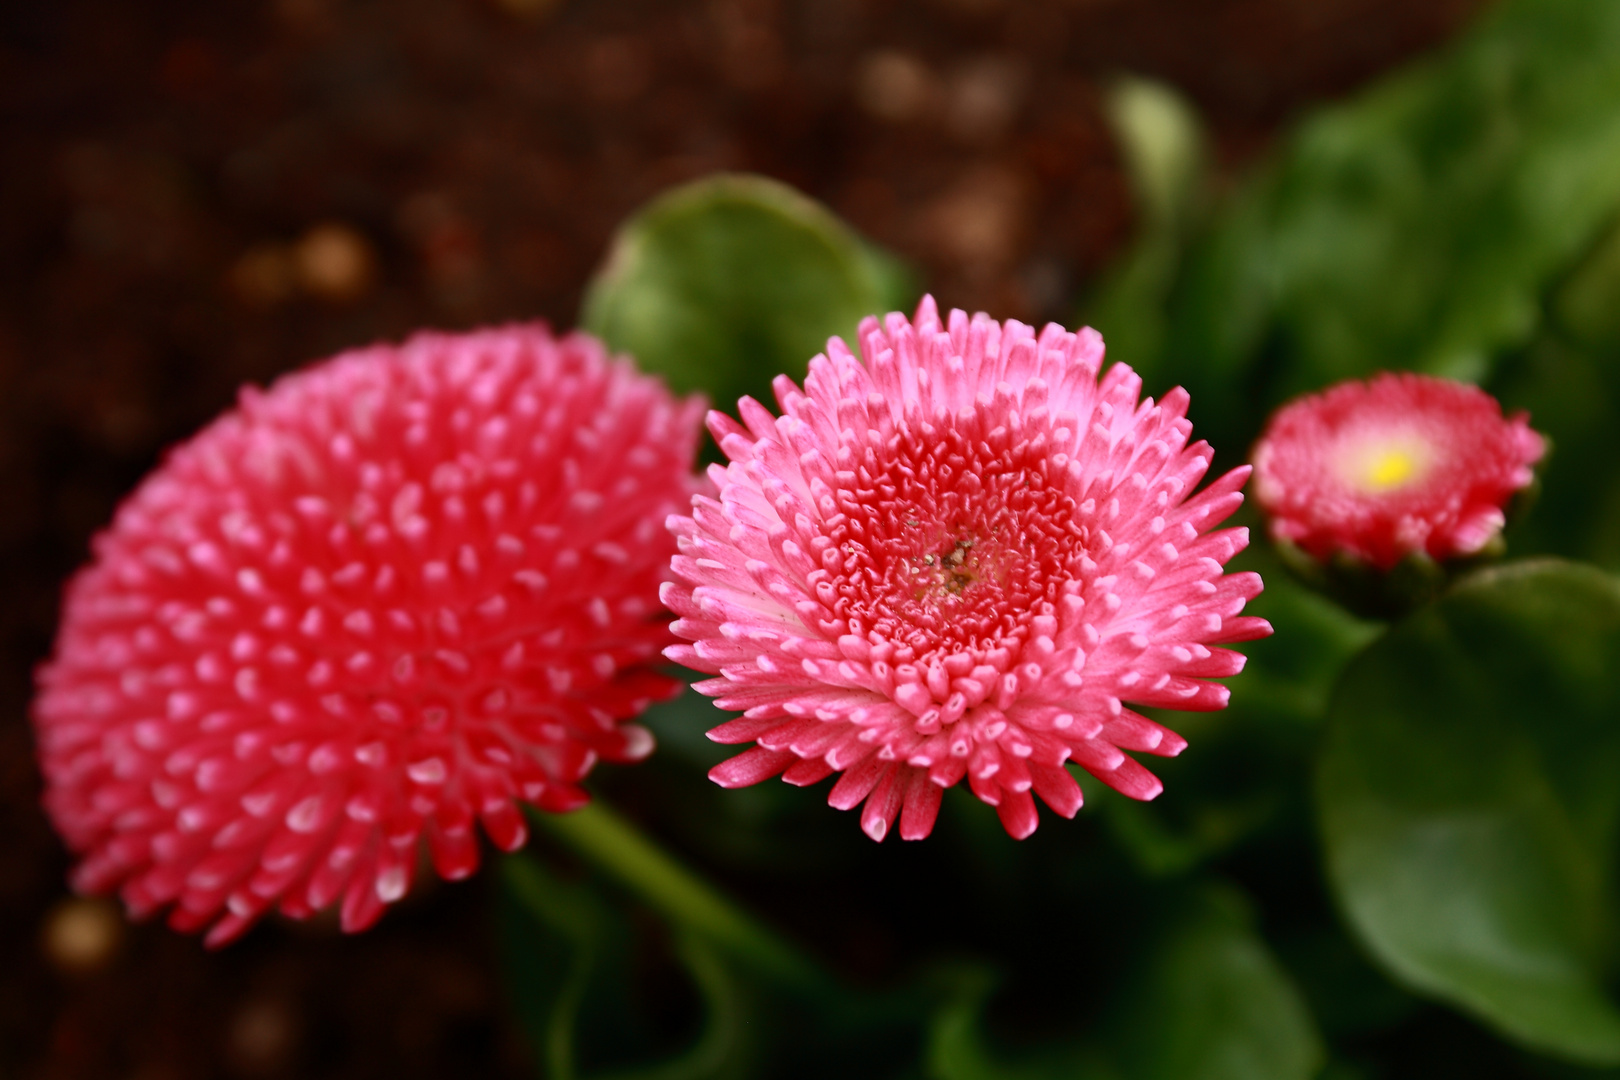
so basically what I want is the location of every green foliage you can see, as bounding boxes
[1218,543,1383,729]
[1554,216,1620,351]
[924,965,1097,1080]
[1134,0,1620,452]
[1093,541,1377,881]
[925,888,1323,1080]
[501,806,930,1079]
[503,3,1620,1075]
[500,853,756,1080]
[1099,889,1324,1080]
[1318,561,1620,1063]
[582,174,913,413]
[1085,77,1208,388]
[1082,0,1620,1068]
[1489,334,1620,571]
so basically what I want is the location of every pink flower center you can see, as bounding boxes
[829,418,1084,660]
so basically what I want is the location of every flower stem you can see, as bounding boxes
[524,801,832,996]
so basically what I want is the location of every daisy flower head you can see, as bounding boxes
[1252,373,1544,571]
[663,297,1269,842]
[33,325,705,945]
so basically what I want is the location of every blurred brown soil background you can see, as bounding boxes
[0,0,1483,1076]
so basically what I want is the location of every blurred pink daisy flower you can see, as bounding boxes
[663,297,1268,842]
[33,325,704,944]
[1252,372,1544,570]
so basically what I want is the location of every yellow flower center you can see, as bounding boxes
[1364,448,1418,491]
[1337,434,1433,495]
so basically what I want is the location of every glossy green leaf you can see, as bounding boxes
[582,174,913,412]
[925,888,1323,1080]
[1162,0,1620,451]
[1318,560,1620,1063]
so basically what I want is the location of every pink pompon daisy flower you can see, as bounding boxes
[33,325,704,944]
[1252,373,1545,570]
[662,296,1269,842]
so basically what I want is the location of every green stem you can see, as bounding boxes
[523,802,832,996]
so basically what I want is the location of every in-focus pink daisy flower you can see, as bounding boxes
[33,326,704,944]
[663,297,1269,842]
[1252,373,1544,570]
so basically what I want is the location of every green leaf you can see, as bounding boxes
[1163,0,1620,451]
[582,174,913,412]
[924,888,1323,1080]
[1099,888,1325,1080]
[1105,77,1207,235]
[1318,559,1620,1064]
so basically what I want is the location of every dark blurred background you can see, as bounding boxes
[0,1,1486,1076]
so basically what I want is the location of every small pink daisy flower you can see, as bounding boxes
[663,297,1268,842]
[1252,373,1544,570]
[33,325,704,944]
